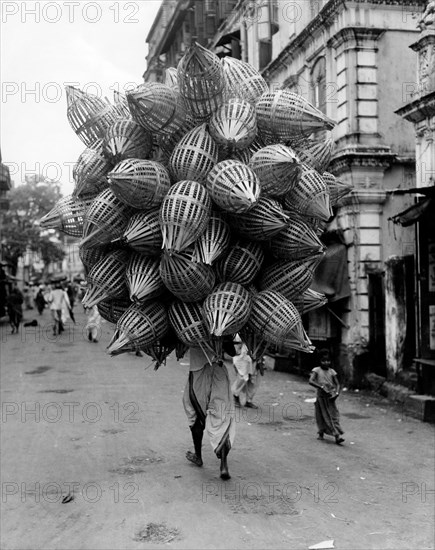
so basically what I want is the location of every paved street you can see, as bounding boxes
[1,308,434,550]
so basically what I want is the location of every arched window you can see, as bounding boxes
[311,56,327,114]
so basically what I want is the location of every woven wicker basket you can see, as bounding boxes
[292,288,327,315]
[258,256,324,302]
[143,329,178,369]
[40,195,88,238]
[225,197,289,241]
[160,180,212,253]
[203,282,251,337]
[215,240,264,286]
[113,90,131,118]
[126,253,165,303]
[82,249,130,308]
[97,296,132,324]
[269,216,325,261]
[107,301,169,356]
[103,119,152,164]
[266,327,315,354]
[284,164,332,222]
[239,325,270,362]
[177,42,225,122]
[121,210,163,255]
[293,137,334,173]
[193,211,231,265]
[79,242,112,274]
[169,124,218,184]
[73,139,112,198]
[221,57,268,105]
[165,67,179,90]
[160,250,215,303]
[156,116,197,160]
[108,159,171,210]
[209,99,257,152]
[81,189,133,247]
[323,172,353,207]
[206,160,260,213]
[256,90,335,143]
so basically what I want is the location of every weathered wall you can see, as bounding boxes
[385,256,407,376]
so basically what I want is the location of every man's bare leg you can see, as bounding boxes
[218,438,231,480]
[186,419,204,467]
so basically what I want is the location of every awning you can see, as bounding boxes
[389,197,433,227]
[215,30,240,47]
[311,243,351,302]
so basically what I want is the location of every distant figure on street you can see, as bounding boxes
[232,338,261,409]
[309,348,345,445]
[47,283,68,335]
[85,305,102,343]
[6,284,24,334]
[183,345,236,480]
[35,286,46,315]
[66,283,76,311]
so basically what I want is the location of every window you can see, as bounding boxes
[310,56,326,114]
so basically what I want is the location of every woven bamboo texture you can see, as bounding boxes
[248,144,301,198]
[113,90,131,118]
[256,90,335,143]
[230,136,266,164]
[221,57,268,105]
[209,99,257,151]
[73,139,112,198]
[206,160,260,213]
[165,67,179,90]
[269,216,325,261]
[126,253,165,303]
[292,288,327,315]
[293,137,334,173]
[169,124,218,184]
[40,195,88,238]
[225,197,289,241]
[259,256,324,302]
[156,115,197,159]
[81,189,133,247]
[239,325,269,362]
[143,330,178,369]
[79,242,113,273]
[108,159,171,210]
[66,86,123,147]
[266,326,314,354]
[215,240,264,286]
[97,297,132,324]
[122,210,162,255]
[177,42,225,122]
[284,165,332,222]
[159,180,211,253]
[193,212,231,265]
[103,119,152,164]
[159,250,215,303]
[323,172,353,207]
[82,249,130,307]
[107,301,169,356]
[202,282,252,337]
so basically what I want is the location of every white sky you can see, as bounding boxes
[1,0,163,194]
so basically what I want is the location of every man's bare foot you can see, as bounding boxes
[186,450,203,466]
[220,465,231,480]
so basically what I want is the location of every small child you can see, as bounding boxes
[309,348,345,445]
[85,305,101,343]
[232,339,260,409]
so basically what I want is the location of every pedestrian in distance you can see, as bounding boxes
[309,348,345,445]
[85,305,102,343]
[6,284,24,334]
[34,286,46,315]
[232,336,262,409]
[46,282,68,336]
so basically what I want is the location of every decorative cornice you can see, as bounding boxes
[341,189,387,205]
[410,29,435,52]
[329,146,396,175]
[395,91,435,123]
[327,27,385,51]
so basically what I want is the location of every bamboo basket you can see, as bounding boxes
[221,57,268,105]
[79,242,113,274]
[248,144,301,198]
[177,42,225,122]
[156,115,197,159]
[231,136,266,165]
[266,327,315,354]
[121,210,162,255]
[81,189,133,247]
[159,180,211,253]
[256,90,336,143]
[293,137,334,173]
[193,211,231,265]
[108,159,171,210]
[239,325,270,362]
[97,296,132,324]
[165,67,179,90]
[143,329,178,370]
[225,197,289,241]
[159,250,215,303]
[208,99,257,151]
[103,119,153,164]
[284,164,332,222]
[113,90,131,118]
[202,282,252,337]
[292,288,327,315]
[206,160,260,213]
[126,253,165,303]
[40,195,88,238]
[169,124,218,184]
[82,249,130,308]
[323,172,353,207]
[215,240,264,286]
[107,301,169,356]
[73,139,112,198]
[269,216,325,261]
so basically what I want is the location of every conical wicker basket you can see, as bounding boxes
[215,240,264,286]
[292,288,327,315]
[256,90,335,143]
[239,325,270,362]
[121,210,162,255]
[126,253,165,303]
[165,67,179,90]
[107,301,169,356]
[97,296,132,324]
[79,242,113,273]
[82,249,130,308]
[293,137,334,173]
[113,90,131,118]
[323,172,353,207]
[81,189,133,247]
[156,116,197,160]
[160,250,215,303]
[266,327,315,354]
[169,124,218,184]
[108,159,171,210]
[103,119,152,164]
[177,42,225,122]
[221,57,268,105]
[40,195,89,237]
[231,136,266,165]
[225,197,289,241]
[143,329,178,370]
[193,211,231,265]
[159,180,211,253]
[284,164,332,222]
[73,139,112,198]
[206,160,260,213]
[208,99,257,151]
[202,282,252,337]
[269,216,325,261]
